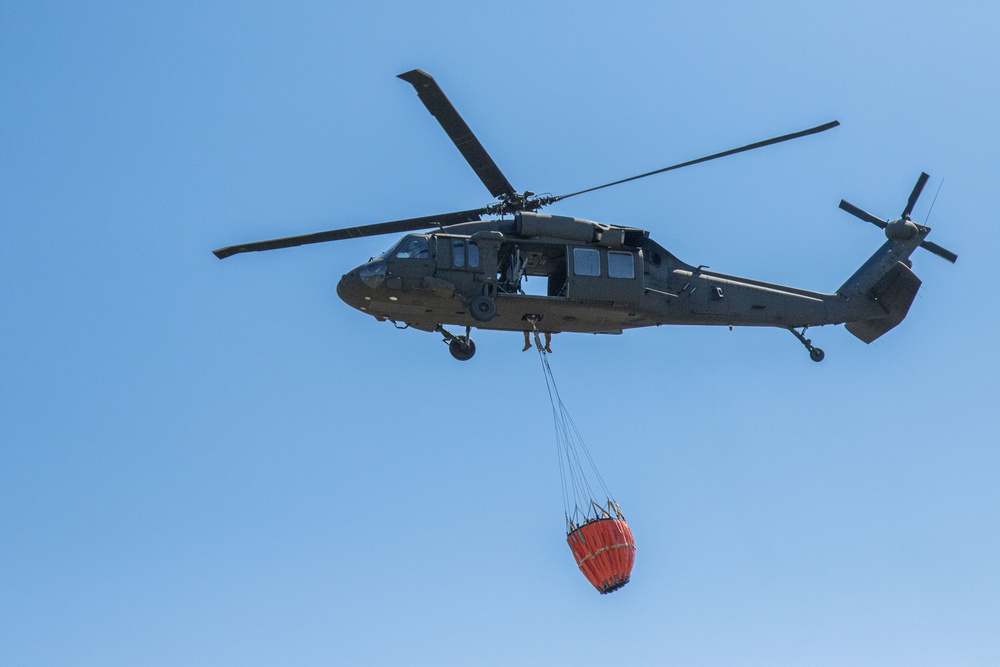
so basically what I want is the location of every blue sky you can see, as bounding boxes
[2,2,998,665]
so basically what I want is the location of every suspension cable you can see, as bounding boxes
[532,327,619,531]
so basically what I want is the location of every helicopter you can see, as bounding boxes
[214,69,957,362]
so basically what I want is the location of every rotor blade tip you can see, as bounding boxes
[921,240,958,263]
[397,69,430,84]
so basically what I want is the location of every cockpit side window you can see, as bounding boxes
[394,235,429,259]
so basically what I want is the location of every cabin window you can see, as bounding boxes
[608,251,635,279]
[573,247,600,276]
[468,242,480,268]
[394,235,429,259]
[452,239,465,267]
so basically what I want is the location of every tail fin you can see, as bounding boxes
[841,256,921,343]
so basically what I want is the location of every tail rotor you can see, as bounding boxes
[839,172,958,263]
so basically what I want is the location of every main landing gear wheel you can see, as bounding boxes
[469,295,497,322]
[810,347,825,363]
[438,324,477,361]
[448,335,476,361]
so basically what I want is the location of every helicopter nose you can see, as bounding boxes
[336,270,363,307]
[338,259,387,311]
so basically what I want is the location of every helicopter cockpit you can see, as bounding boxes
[359,234,430,288]
[387,234,429,259]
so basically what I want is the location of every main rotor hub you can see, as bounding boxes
[490,191,551,216]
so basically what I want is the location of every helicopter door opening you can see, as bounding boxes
[497,244,568,297]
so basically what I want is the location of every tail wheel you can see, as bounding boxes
[449,335,476,361]
[469,295,497,322]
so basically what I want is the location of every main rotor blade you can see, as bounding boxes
[902,172,930,219]
[919,240,958,263]
[398,69,517,201]
[839,199,888,228]
[547,120,840,204]
[213,208,484,259]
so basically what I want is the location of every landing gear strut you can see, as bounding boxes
[788,326,825,362]
[438,325,476,361]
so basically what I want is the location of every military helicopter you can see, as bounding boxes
[215,69,956,362]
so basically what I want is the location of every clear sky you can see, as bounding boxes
[2,2,998,665]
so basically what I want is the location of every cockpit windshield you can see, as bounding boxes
[392,235,429,259]
[377,238,403,260]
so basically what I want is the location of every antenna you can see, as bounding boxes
[925,178,945,224]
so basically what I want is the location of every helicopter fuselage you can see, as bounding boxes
[335,211,877,337]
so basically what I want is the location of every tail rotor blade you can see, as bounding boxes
[902,172,930,219]
[919,240,958,263]
[839,199,887,228]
